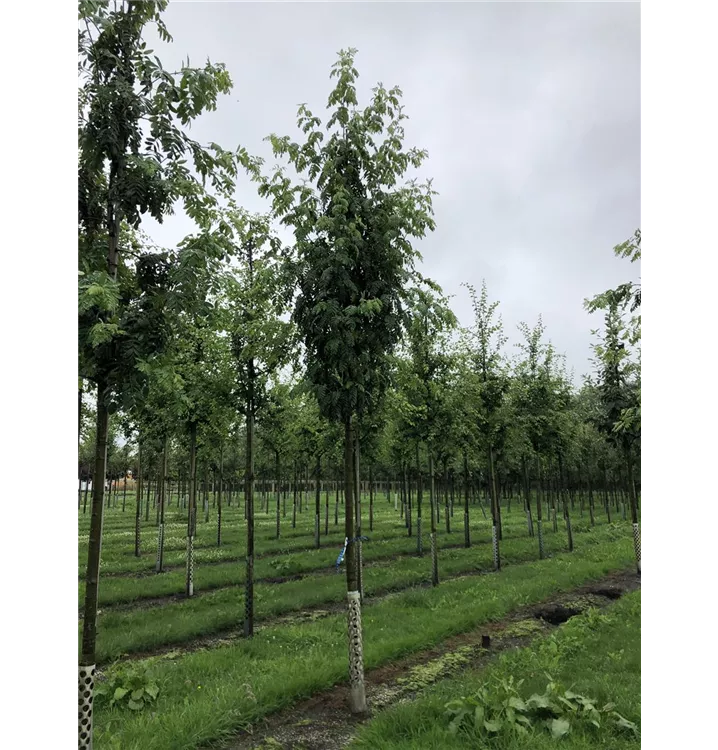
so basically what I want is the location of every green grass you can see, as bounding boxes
[80,499,608,602]
[351,590,641,749]
[92,530,635,749]
[87,521,627,662]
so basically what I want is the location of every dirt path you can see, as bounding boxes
[214,569,640,750]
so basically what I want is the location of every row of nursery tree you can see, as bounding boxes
[78,2,640,747]
[79,276,640,558]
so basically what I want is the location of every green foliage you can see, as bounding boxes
[267,556,302,577]
[94,662,160,712]
[445,674,638,744]
[392,287,457,450]
[260,48,436,424]
[585,229,641,318]
[78,0,247,419]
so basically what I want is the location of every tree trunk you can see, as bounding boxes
[536,457,545,559]
[217,445,224,547]
[144,473,151,522]
[83,474,90,514]
[488,445,501,571]
[325,477,330,536]
[292,466,298,529]
[204,466,210,523]
[429,449,439,586]
[354,433,364,601]
[186,423,197,598]
[155,437,168,573]
[134,441,142,557]
[522,455,534,538]
[558,454,574,552]
[275,451,281,540]
[369,464,374,532]
[625,445,640,574]
[334,475,340,526]
[244,368,256,638]
[450,469,455,517]
[344,415,366,714]
[314,455,321,549]
[79,380,109,750]
[443,458,451,534]
[416,443,423,556]
[406,465,413,537]
[463,451,471,548]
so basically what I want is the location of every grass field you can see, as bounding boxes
[352,590,641,749]
[79,491,639,750]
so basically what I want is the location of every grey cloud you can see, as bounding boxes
[143,0,640,382]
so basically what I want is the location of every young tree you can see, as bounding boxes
[463,281,509,571]
[395,287,456,582]
[586,230,641,572]
[225,209,293,636]
[512,317,556,558]
[260,48,435,713]
[77,2,242,744]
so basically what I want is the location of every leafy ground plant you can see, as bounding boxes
[445,673,638,743]
[351,590,640,749]
[94,661,160,712]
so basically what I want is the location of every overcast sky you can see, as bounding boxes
[141,0,640,383]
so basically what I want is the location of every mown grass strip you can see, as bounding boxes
[88,522,625,662]
[92,532,634,749]
[81,507,596,602]
[351,590,641,749]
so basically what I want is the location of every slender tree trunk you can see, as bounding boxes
[79,380,109,750]
[275,451,281,540]
[334,473,339,526]
[244,350,256,637]
[522,455,534,537]
[403,467,408,524]
[429,449,439,586]
[416,443,423,556]
[292,466,298,529]
[463,450,471,548]
[122,474,127,512]
[558,454,574,552]
[488,445,501,571]
[155,438,168,573]
[436,463,442,525]
[314,455,321,549]
[450,469,455,518]
[203,466,210,523]
[134,441,142,557]
[443,458,451,534]
[406,465,413,537]
[80,381,109,648]
[369,465,374,532]
[354,434,364,601]
[625,445,640,573]
[325,477,330,536]
[217,445,224,547]
[344,415,366,714]
[536,457,545,559]
[79,202,122,749]
[83,474,90,514]
[144,473,151,522]
[186,423,197,598]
